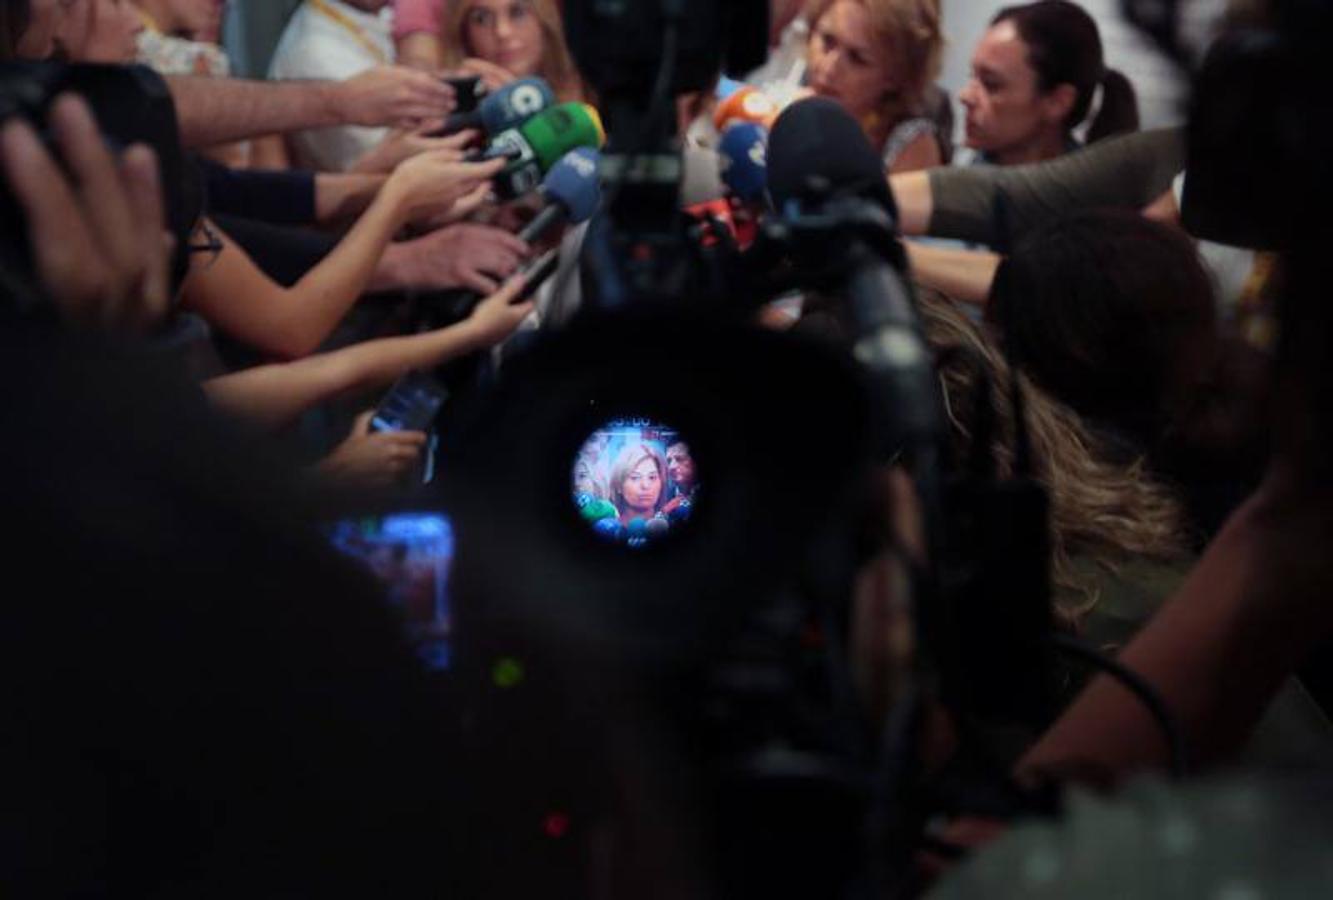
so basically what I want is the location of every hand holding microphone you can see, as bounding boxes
[416,147,602,324]
[463,270,539,348]
[516,146,602,245]
[480,102,606,200]
[433,77,556,139]
[386,150,508,223]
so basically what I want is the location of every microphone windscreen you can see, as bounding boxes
[713,85,779,130]
[681,146,726,206]
[542,147,602,223]
[580,497,619,522]
[767,97,896,216]
[477,77,556,134]
[593,517,625,541]
[517,102,605,171]
[667,496,693,524]
[718,121,769,204]
[644,516,670,537]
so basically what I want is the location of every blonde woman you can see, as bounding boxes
[440,0,585,101]
[802,0,944,172]
[918,289,1193,633]
[608,442,668,527]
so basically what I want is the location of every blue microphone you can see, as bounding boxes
[667,496,693,525]
[593,517,625,542]
[440,77,555,136]
[517,147,602,244]
[416,146,601,325]
[625,517,649,549]
[718,121,769,204]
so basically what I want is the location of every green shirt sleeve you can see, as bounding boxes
[926,128,1187,247]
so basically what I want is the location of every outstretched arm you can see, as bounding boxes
[890,128,1185,245]
[905,243,1001,307]
[1019,468,1333,779]
[182,154,504,359]
[203,275,534,430]
[166,67,453,149]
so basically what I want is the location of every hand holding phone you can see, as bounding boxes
[371,373,450,485]
[442,74,485,113]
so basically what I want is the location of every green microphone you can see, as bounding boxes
[485,102,606,200]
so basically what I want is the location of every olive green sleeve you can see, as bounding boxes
[926,128,1187,247]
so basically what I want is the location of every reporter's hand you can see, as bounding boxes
[0,93,173,334]
[386,151,505,222]
[455,58,516,94]
[350,125,477,176]
[314,411,427,488]
[464,273,535,347]
[396,224,529,293]
[337,66,454,128]
[412,180,497,230]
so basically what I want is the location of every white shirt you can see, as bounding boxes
[268,0,395,172]
[746,16,810,109]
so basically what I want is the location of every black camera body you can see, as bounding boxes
[563,0,769,311]
[563,0,768,104]
[428,306,888,896]
[439,308,875,666]
[0,63,199,314]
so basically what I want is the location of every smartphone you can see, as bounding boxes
[443,74,485,113]
[372,371,448,434]
[372,372,448,485]
[427,248,562,325]
[515,247,561,301]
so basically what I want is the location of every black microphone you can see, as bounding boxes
[769,98,965,713]
[768,97,942,454]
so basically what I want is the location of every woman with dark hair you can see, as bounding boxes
[988,209,1269,535]
[988,210,1215,450]
[960,0,1139,166]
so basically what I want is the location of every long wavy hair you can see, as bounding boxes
[919,290,1192,626]
[440,0,584,102]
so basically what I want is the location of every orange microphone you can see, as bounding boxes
[713,85,781,131]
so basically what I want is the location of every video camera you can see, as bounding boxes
[332,3,1055,896]
[0,62,201,318]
